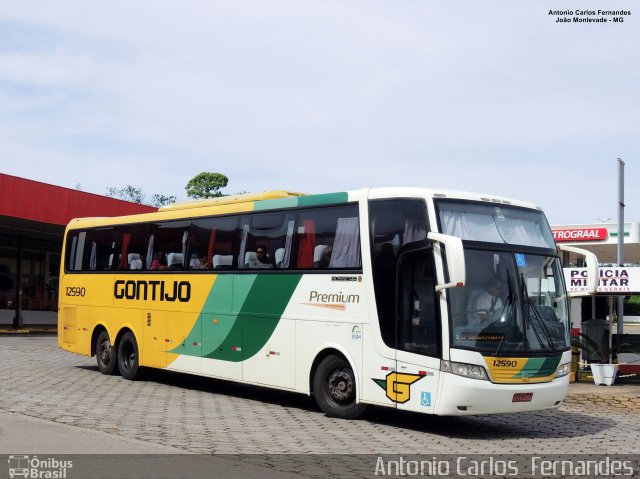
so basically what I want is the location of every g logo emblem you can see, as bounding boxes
[372,372,424,404]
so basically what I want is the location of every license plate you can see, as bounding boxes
[512,392,533,403]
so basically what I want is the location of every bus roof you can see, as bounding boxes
[367,187,542,211]
[65,187,542,230]
[158,190,306,212]
[65,190,346,229]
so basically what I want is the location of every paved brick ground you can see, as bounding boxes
[1,336,639,458]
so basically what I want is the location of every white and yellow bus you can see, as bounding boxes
[59,188,597,418]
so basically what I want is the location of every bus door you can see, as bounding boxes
[394,250,442,413]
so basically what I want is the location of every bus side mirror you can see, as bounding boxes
[557,245,599,296]
[427,232,466,292]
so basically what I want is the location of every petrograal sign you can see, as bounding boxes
[553,227,608,242]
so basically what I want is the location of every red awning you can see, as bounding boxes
[0,173,157,226]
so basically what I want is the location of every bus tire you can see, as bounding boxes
[313,355,367,419]
[95,330,118,375]
[117,331,142,380]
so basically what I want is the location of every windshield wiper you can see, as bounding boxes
[521,276,557,353]
[494,271,517,356]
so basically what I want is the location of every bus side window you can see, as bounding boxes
[115,224,148,271]
[147,221,190,271]
[189,216,238,271]
[294,204,361,270]
[65,228,115,272]
[65,231,83,272]
[238,212,294,270]
[91,228,115,271]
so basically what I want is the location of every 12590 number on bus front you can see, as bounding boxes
[65,286,86,297]
[492,359,519,368]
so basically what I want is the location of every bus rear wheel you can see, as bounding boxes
[313,355,367,419]
[117,331,142,380]
[96,330,118,375]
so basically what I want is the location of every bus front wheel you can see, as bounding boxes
[117,331,142,380]
[313,355,367,419]
[96,330,118,375]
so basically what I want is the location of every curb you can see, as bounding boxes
[0,327,57,334]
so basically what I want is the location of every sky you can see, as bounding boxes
[0,1,637,225]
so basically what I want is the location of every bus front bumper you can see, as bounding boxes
[435,373,569,416]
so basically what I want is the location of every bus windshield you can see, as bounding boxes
[448,249,570,354]
[437,200,555,249]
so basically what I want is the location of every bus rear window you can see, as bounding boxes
[65,228,114,272]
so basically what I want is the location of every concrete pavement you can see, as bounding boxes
[1,336,639,456]
[0,410,187,454]
[566,381,640,398]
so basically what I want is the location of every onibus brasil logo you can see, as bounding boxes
[8,455,72,478]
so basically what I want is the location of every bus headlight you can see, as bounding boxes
[555,362,570,378]
[441,360,488,381]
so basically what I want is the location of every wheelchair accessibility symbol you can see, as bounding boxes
[420,391,431,407]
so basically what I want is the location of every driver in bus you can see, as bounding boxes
[467,278,503,325]
[475,279,503,323]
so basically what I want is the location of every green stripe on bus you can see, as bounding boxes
[514,356,561,379]
[297,192,349,207]
[171,274,302,362]
[206,274,302,361]
[168,275,253,358]
[253,192,349,211]
[253,197,301,211]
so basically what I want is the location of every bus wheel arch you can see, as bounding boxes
[93,326,119,376]
[115,328,143,381]
[310,349,367,419]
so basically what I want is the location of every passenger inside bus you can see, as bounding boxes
[315,245,333,268]
[189,253,202,270]
[246,246,274,269]
[151,252,168,270]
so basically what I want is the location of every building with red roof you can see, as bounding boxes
[0,173,156,328]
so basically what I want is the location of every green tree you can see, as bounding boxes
[150,194,177,207]
[185,172,229,199]
[106,185,145,204]
[106,186,176,207]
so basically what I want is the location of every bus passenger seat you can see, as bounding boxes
[213,254,233,269]
[128,253,142,270]
[167,252,183,269]
[244,251,256,268]
[313,245,328,268]
[275,248,285,268]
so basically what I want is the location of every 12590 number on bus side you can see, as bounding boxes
[65,286,86,297]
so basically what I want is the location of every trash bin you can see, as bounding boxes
[580,318,610,362]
